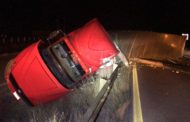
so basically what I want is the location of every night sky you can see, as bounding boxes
[0,0,190,34]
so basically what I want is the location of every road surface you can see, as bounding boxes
[135,64,190,122]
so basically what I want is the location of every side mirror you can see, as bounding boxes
[46,30,65,44]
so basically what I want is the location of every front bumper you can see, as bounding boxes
[5,60,33,106]
[8,74,33,106]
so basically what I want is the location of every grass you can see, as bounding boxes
[29,66,132,122]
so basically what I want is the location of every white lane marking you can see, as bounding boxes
[133,64,143,122]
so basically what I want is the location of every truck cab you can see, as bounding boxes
[5,19,118,106]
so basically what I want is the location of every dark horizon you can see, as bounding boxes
[0,1,190,35]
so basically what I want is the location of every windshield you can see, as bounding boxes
[39,40,85,88]
[49,41,85,81]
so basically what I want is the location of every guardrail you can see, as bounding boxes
[0,34,39,54]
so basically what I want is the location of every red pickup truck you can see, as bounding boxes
[5,19,119,106]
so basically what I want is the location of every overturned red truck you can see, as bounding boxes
[5,19,120,106]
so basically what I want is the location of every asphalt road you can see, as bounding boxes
[136,65,190,122]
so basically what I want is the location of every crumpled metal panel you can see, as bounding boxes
[110,31,186,61]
